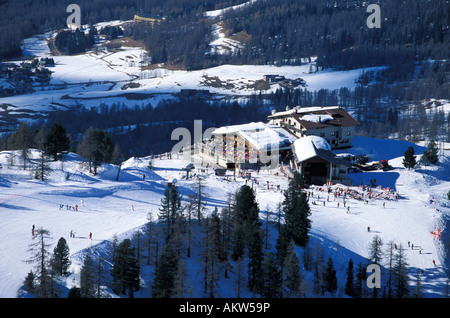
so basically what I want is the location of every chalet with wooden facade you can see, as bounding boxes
[268,106,360,149]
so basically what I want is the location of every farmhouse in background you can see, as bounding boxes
[268,106,360,149]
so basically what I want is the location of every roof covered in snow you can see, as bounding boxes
[292,136,350,166]
[269,106,361,129]
[212,122,296,151]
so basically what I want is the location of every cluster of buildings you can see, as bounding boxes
[196,106,361,185]
[0,60,53,96]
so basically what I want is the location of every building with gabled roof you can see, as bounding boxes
[291,136,351,185]
[268,106,360,149]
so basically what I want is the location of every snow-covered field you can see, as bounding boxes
[0,135,449,298]
[0,27,383,118]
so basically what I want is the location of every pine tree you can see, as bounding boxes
[159,183,183,242]
[344,259,355,297]
[52,237,71,276]
[77,127,114,174]
[412,269,423,298]
[323,257,337,295]
[354,262,368,298]
[152,242,178,298]
[275,224,290,270]
[231,222,245,261]
[247,228,264,295]
[25,227,53,298]
[23,271,35,293]
[80,253,96,298]
[12,122,33,170]
[110,239,140,297]
[282,242,301,298]
[282,173,311,247]
[34,125,51,181]
[261,252,282,298]
[402,146,417,170]
[385,241,395,298]
[46,123,70,161]
[393,244,409,298]
[368,235,383,265]
[421,140,438,165]
[193,176,207,223]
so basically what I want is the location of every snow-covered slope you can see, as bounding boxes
[0,136,449,298]
[0,26,384,120]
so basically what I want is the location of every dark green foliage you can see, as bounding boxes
[52,237,71,276]
[234,184,259,227]
[158,183,183,242]
[323,257,337,295]
[46,123,70,161]
[261,252,282,298]
[54,29,95,55]
[421,140,438,165]
[67,286,81,298]
[99,25,123,40]
[282,172,311,247]
[402,146,417,170]
[344,259,354,297]
[282,243,301,298]
[231,223,245,261]
[77,127,115,174]
[23,271,35,293]
[152,242,178,298]
[110,239,140,297]
[80,254,96,298]
[247,228,263,293]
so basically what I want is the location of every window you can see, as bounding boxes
[320,132,325,137]
[346,131,351,136]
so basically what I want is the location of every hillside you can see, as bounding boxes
[0,135,449,298]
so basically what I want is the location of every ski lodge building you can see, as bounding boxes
[197,122,295,170]
[267,106,360,149]
[195,106,359,185]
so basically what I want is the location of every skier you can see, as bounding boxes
[75,204,78,211]
[32,224,35,236]
[367,226,370,232]
[89,232,92,240]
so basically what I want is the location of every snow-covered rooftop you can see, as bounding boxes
[212,122,296,151]
[292,135,332,162]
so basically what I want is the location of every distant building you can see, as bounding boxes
[133,12,166,27]
[268,106,360,149]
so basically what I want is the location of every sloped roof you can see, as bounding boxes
[292,136,350,166]
[292,107,360,129]
[212,122,296,152]
[269,106,360,129]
